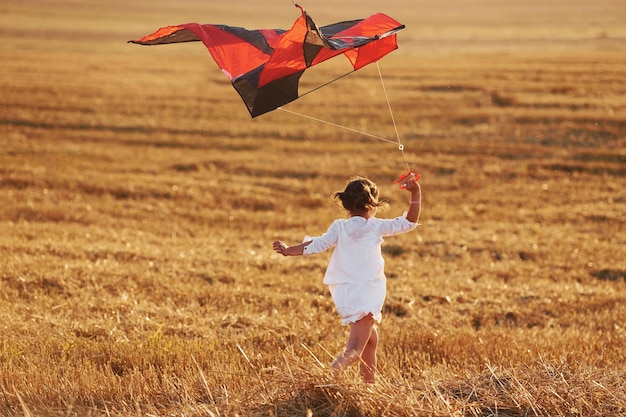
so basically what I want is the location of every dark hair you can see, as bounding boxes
[333,177,389,214]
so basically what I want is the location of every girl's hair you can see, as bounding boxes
[333,177,389,214]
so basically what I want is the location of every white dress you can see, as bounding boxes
[303,215,417,325]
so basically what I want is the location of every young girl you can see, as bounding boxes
[272,176,421,383]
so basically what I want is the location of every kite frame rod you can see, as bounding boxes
[296,69,356,101]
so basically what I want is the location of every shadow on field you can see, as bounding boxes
[591,269,626,282]
[251,383,377,417]
[248,380,532,417]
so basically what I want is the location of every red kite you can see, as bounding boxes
[129,4,405,118]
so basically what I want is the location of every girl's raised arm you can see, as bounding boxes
[404,179,421,223]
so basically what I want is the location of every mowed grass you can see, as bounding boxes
[1,0,626,416]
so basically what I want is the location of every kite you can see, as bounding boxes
[129,3,404,118]
[129,3,419,185]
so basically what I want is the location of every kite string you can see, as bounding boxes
[376,61,411,172]
[276,107,400,145]
[278,61,412,173]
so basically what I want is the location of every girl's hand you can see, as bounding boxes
[272,240,310,256]
[273,240,288,256]
[404,178,420,193]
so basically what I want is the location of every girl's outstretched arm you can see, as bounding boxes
[272,240,312,256]
[403,179,422,224]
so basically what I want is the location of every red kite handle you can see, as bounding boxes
[394,170,420,188]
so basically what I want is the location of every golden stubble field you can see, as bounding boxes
[1,0,625,416]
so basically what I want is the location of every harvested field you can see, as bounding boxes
[1,0,625,415]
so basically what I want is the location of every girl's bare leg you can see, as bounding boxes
[331,314,377,382]
[360,325,378,383]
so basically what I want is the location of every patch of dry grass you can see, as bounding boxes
[1,0,625,416]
